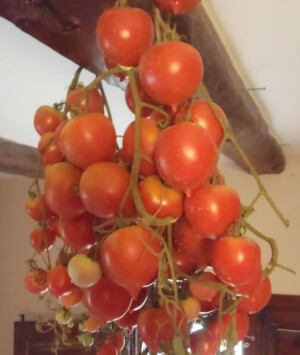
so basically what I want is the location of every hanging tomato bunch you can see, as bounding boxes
[24,0,290,354]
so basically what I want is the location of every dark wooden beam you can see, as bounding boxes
[0,0,286,174]
[0,138,41,178]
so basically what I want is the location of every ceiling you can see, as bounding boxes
[0,0,299,151]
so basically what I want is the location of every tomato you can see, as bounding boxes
[106,331,126,352]
[66,87,104,115]
[174,100,226,146]
[234,264,262,296]
[24,268,48,294]
[208,311,249,342]
[80,162,135,218]
[137,305,187,353]
[139,42,203,106]
[122,118,161,176]
[59,287,83,308]
[200,292,221,313]
[125,76,154,117]
[154,123,217,194]
[104,57,127,81]
[67,254,101,288]
[47,266,74,297]
[83,315,105,333]
[54,120,68,152]
[97,343,118,355]
[96,7,154,67]
[173,217,213,266]
[238,277,272,314]
[30,227,56,252]
[58,213,97,252]
[115,309,141,332]
[189,272,219,302]
[60,113,116,169]
[211,236,261,286]
[44,162,85,218]
[190,331,218,355]
[34,105,62,135]
[83,277,132,322]
[184,185,241,238]
[139,175,184,219]
[37,132,64,166]
[100,225,161,298]
[129,287,148,312]
[155,0,202,14]
[25,194,56,222]
[180,297,201,322]
[171,247,197,276]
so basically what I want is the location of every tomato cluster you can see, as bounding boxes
[24,1,273,354]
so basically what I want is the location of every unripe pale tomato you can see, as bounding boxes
[96,7,154,67]
[66,87,104,115]
[180,297,201,322]
[37,132,64,166]
[47,266,74,297]
[189,272,219,302]
[154,123,217,194]
[60,113,116,169]
[34,105,63,136]
[24,268,48,294]
[139,42,203,106]
[55,307,72,325]
[59,287,83,308]
[30,227,56,252]
[67,254,101,288]
[155,0,202,14]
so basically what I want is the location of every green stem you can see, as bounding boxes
[99,81,113,121]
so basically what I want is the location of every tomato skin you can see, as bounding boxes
[211,236,261,286]
[37,132,64,166]
[96,7,154,67]
[83,316,105,333]
[238,277,272,314]
[129,287,148,312]
[190,331,218,355]
[171,247,197,276]
[184,185,241,238]
[45,162,85,218]
[58,213,97,252]
[30,227,56,252]
[155,0,202,14]
[59,287,83,308]
[83,277,132,322]
[34,105,62,135]
[234,264,262,296]
[189,272,219,302]
[24,268,48,294]
[97,343,118,355]
[100,225,161,298]
[80,162,135,218]
[106,331,126,352]
[115,309,141,332]
[47,266,74,297]
[139,175,184,219]
[25,194,56,222]
[180,297,201,322]
[66,88,104,115]
[154,123,217,194]
[139,42,203,106]
[122,118,161,176]
[60,113,116,169]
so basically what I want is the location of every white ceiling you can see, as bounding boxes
[0,0,300,151]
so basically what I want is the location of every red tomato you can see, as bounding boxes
[45,162,85,218]
[155,0,202,14]
[184,185,241,238]
[115,309,141,332]
[174,100,226,146]
[97,343,118,355]
[137,305,187,353]
[234,264,262,296]
[190,331,218,355]
[171,247,197,276]
[129,287,148,312]
[125,76,154,117]
[25,194,56,222]
[66,87,104,115]
[200,292,221,313]
[80,162,135,218]
[34,105,62,135]
[37,132,64,166]
[59,287,83,308]
[139,175,184,219]
[189,272,219,302]
[54,120,68,152]
[47,266,74,297]
[96,8,154,67]
[24,268,48,294]
[104,57,127,81]
[173,217,213,266]
[100,225,161,298]
[238,277,272,314]
[139,42,203,106]
[154,123,217,194]
[208,311,249,342]
[122,118,161,176]
[83,277,132,322]
[30,227,56,252]
[58,213,97,252]
[60,113,116,169]
[211,236,261,286]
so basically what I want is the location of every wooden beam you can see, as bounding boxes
[0,0,285,174]
[0,138,41,178]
